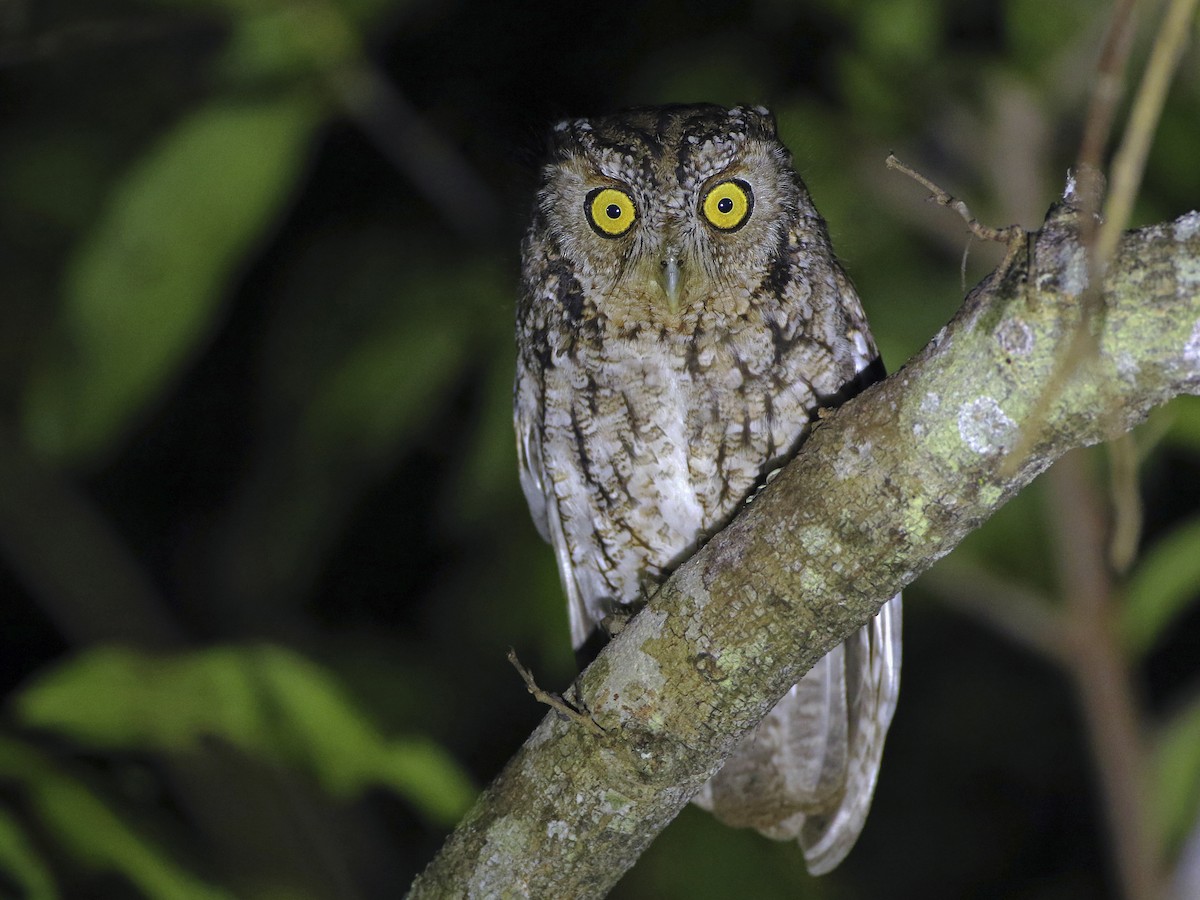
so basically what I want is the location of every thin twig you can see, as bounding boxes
[1108,431,1143,573]
[1046,452,1160,900]
[1005,0,1197,483]
[1071,0,1137,318]
[1097,0,1200,268]
[1096,0,1199,580]
[507,648,606,736]
[886,154,1023,246]
[1025,6,1200,895]
[330,63,502,245]
[1077,0,1139,196]
[1001,0,1137,477]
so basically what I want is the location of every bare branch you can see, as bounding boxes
[330,65,502,244]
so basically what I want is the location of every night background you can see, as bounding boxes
[1,1,1199,897]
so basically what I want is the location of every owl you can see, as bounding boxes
[514,104,900,875]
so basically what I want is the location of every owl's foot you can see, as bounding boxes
[744,465,785,506]
[507,648,606,736]
[600,605,638,639]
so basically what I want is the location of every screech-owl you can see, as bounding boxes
[514,104,901,875]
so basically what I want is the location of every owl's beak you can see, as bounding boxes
[657,254,683,313]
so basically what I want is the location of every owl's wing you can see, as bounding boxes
[514,365,551,543]
[514,363,594,649]
[694,593,901,875]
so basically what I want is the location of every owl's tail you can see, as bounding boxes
[692,594,902,875]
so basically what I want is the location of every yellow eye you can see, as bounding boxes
[586,187,637,237]
[702,179,754,231]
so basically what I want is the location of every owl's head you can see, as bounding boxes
[530,104,817,331]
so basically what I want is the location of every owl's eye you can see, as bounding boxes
[585,187,637,238]
[701,179,754,232]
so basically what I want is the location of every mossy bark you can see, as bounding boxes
[408,201,1200,899]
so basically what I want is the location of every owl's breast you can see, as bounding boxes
[541,320,828,614]
[546,343,707,592]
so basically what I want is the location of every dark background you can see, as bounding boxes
[1,1,1199,898]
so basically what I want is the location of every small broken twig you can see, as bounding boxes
[886,153,1024,247]
[507,648,606,736]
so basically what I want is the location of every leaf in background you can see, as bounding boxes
[444,345,520,529]
[1152,695,1200,857]
[856,0,939,62]
[0,738,234,900]
[1162,395,1200,455]
[14,645,474,826]
[1120,514,1200,658]
[301,311,467,459]
[213,2,362,83]
[1005,0,1092,74]
[22,94,322,466]
[0,805,58,900]
[139,0,402,90]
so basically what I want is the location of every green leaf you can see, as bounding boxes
[1151,694,1200,856]
[0,738,233,900]
[140,0,398,83]
[0,805,58,900]
[445,346,521,527]
[217,4,360,82]
[298,262,505,459]
[302,313,466,457]
[1120,515,1200,657]
[22,94,322,466]
[1005,0,1092,74]
[14,645,475,826]
[858,0,940,62]
[1161,395,1200,455]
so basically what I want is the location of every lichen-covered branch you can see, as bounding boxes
[408,200,1200,899]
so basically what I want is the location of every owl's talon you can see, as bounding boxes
[600,601,644,639]
[745,465,785,506]
[603,614,628,638]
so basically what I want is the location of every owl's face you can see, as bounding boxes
[534,105,806,331]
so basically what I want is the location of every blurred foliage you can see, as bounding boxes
[0,0,1198,898]
[24,94,322,465]
[1155,693,1200,863]
[0,736,236,900]
[15,645,474,824]
[1122,514,1200,660]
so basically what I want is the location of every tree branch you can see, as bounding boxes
[407,195,1200,898]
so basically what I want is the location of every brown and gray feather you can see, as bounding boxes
[514,104,900,875]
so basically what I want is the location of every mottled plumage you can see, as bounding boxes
[514,104,900,874]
